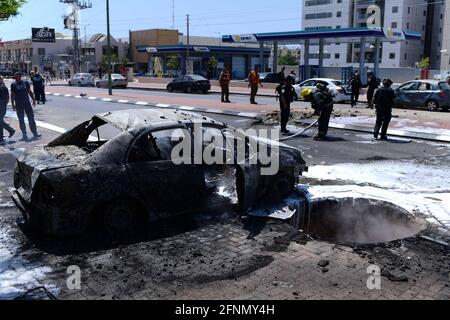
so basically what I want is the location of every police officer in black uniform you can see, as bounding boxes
[373,79,395,141]
[278,75,296,134]
[312,82,334,141]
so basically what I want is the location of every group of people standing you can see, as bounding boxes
[0,72,41,145]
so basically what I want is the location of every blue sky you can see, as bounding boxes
[0,0,301,41]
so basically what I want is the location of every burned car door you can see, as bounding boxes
[126,126,205,217]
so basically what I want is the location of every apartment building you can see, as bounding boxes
[427,0,450,70]
[301,0,427,68]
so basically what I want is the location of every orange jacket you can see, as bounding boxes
[220,71,231,85]
[249,70,260,85]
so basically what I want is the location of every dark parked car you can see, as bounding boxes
[11,109,307,236]
[259,72,284,84]
[167,74,211,94]
[394,80,450,111]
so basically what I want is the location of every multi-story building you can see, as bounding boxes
[0,34,128,74]
[301,0,427,68]
[427,0,450,71]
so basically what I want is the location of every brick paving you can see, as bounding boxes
[9,212,447,300]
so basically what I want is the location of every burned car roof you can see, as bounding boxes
[95,109,224,132]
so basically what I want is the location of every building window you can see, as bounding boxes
[404,53,408,60]
[406,22,410,29]
[37,48,45,55]
[305,12,333,19]
[337,11,342,17]
[335,53,340,59]
[392,6,398,13]
[391,22,397,29]
[408,7,411,14]
[336,25,341,29]
[424,10,427,16]
[305,0,332,6]
[337,0,342,3]
[389,53,395,59]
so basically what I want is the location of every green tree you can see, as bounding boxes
[0,0,26,20]
[279,51,299,66]
[167,55,180,71]
[418,57,430,69]
[206,56,218,78]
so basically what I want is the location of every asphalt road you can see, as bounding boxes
[2,94,448,167]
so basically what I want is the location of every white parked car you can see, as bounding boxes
[294,78,352,103]
[68,73,95,87]
[96,74,128,89]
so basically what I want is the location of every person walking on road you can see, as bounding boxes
[373,79,395,141]
[219,68,231,103]
[10,72,40,141]
[366,74,380,109]
[248,67,263,104]
[348,73,362,108]
[31,72,46,105]
[277,75,296,135]
[312,82,334,141]
[0,77,16,145]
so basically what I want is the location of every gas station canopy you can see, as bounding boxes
[222,27,422,45]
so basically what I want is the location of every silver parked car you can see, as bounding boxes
[394,80,450,111]
[68,73,95,87]
[96,73,128,89]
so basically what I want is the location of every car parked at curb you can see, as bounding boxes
[96,73,128,89]
[68,73,95,87]
[393,80,450,111]
[167,74,211,94]
[294,78,352,103]
[11,109,307,236]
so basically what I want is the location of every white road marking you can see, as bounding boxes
[64,94,72,97]
[179,106,195,111]
[88,97,97,100]
[117,100,129,103]
[101,98,112,102]
[135,101,148,105]
[156,104,170,108]
[53,93,61,96]
[238,112,258,118]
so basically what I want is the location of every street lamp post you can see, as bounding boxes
[84,24,90,72]
[106,0,112,95]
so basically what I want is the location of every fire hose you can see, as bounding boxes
[278,119,320,142]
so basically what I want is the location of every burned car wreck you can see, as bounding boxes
[11,109,307,236]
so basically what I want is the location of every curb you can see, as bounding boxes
[48,84,277,98]
[295,119,450,143]
[45,91,264,120]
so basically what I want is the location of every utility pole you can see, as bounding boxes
[84,24,90,72]
[186,14,190,74]
[61,1,92,74]
[106,0,112,95]
[171,0,175,29]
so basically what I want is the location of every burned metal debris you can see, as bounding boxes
[11,109,307,236]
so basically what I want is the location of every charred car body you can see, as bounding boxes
[11,109,307,236]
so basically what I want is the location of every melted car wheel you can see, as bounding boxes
[104,200,140,235]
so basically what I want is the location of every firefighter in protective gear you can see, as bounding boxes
[312,82,334,141]
[373,79,395,141]
[277,75,296,134]
[248,67,263,104]
[219,68,231,103]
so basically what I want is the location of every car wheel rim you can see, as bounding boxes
[427,101,437,111]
